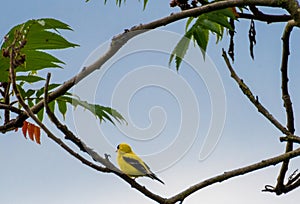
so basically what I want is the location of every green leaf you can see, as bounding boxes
[206,12,233,31]
[171,7,237,70]
[36,18,73,31]
[35,98,44,121]
[0,55,9,82]
[48,101,55,113]
[17,50,64,72]
[193,26,209,59]
[143,0,148,10]
[24,30,78,50]
[185,17,195,32]
[217,8,238,20]
[25,89,35,98]
[58,96,126,125]
[116,0,123,7]
[16,75,45,83]
[28,99,34,108]
[36,83,60,98]
[197,19,223,37]
[37,107,44,121]
[16,84,26,99]
[169,31,193,70]
[0,18,78,82]
[2,18,78,51]
[57,100,67,120]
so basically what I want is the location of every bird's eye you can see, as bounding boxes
[117,145,120,149]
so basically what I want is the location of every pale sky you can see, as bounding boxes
[1,1,300,204]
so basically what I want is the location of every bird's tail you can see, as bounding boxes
[149,173,165,184]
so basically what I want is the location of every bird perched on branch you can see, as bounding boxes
[116,143,165,184]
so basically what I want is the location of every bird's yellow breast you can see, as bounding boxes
[117,153,147,177]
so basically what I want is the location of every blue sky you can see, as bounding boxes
[1,1,300,204]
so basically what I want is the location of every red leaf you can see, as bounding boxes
[22,121,28,139]
[27,123,34,141]
[15,128,18,132]
[34,126,41,144]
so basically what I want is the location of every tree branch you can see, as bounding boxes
[0,103,23,115]
[44,73,88,153]
[3,82,10,124]
[221,49,290,136]
[166,147,300,203]
[275,20,296,195]
[0,0,295,133]
[237,12,292,24]
[42,73,167,203]
[2,1,300,203]
[8,41,110,174]
[43,73,116,171]
[281,21,295,134]
[284,0,300,23]
[280,135,300,144]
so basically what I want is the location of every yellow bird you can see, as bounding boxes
[116,143,164,184]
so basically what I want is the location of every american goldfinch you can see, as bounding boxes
[116,143,164,184]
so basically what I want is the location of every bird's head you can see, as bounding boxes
[116,143,132,154]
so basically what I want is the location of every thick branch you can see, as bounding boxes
[0,0,294,133]
[222,49,290,135]
[167,147,300,203]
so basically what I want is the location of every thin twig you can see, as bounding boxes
[221,49,290,135]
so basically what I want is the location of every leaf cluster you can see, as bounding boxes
[169,8,237,70]
[0,18,126,141]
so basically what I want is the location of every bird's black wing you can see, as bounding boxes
[122,156,149,175]
[123,156,165,184]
